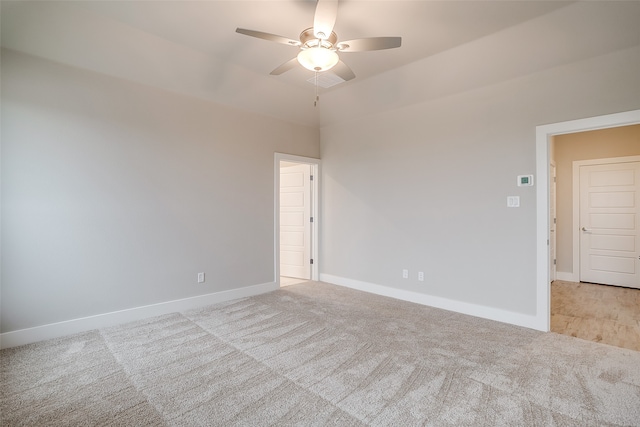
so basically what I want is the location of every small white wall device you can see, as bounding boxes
[507,196,520,207]
[517,175,534,186]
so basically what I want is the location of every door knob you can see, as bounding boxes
[581,227,591,232]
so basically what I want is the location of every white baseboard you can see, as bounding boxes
[0,282,278,349]
[320,274,545,331]
[555,271,578,282]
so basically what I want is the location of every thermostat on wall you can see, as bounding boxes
[517,175,534,186]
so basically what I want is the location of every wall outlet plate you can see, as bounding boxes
[507,196,520,208]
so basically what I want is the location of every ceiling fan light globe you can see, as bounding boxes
[297,47,339,72]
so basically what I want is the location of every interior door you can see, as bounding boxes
[280,163,311,279]
[579,161,640,288]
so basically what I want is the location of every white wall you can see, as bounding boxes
[1,49,320,334]
[319,45,640,320]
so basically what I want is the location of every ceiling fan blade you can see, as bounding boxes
[236,28,301,47]
[332,60,355,81]
[270,58,299,76]
[337,37,402,52]
[313,0,338,39]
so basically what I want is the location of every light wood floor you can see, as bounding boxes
[551,280,640,351]
[280,276,309,287]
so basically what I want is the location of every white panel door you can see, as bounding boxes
[579,161,640,288]
[280,163,311,279]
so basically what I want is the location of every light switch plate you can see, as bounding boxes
[507,196,520,207]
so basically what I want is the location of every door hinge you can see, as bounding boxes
[310,175,314,181]
[554,259,557,265]
[310,259,314,265]
[554,218,557,224]
[310,217,314,223]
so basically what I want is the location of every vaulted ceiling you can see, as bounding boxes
[2,1,639,127]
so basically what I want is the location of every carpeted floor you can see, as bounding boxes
[2,281,639,426]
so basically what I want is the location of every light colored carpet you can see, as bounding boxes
[2,281,639,426]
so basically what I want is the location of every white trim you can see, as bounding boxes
[572,160,580,284]
[571,155,640,166]
[550,160,557,283]
[321,274,542,331]
[572,155,640,284]
[275,153,321,285]
[0,281,277,349]
[535,109,640,332]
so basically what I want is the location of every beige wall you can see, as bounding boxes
[552,124,640,275]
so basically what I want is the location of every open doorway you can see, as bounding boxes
[548,126,640,351]
[535,109,640,334]
[553,128,640,285]
[275,153,320,287]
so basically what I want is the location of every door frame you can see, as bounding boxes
[274,153,321,285]
[571,155,640,283]
[535,109,640,331]
[550,160,557,283]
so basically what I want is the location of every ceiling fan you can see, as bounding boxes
[235,0,402,83]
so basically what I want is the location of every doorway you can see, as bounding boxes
[280,161,311,283]
[275,153,320,287]
[535,109,640,332]
[549,132,640,350]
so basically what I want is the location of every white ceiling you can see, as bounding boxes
[2,1,639,127]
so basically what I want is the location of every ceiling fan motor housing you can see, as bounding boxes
[300,27,337,49]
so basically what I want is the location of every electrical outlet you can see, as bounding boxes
[507,196,520,208]
[418,272,424,281]
[402,269,409,279]
[197,272,205,283]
